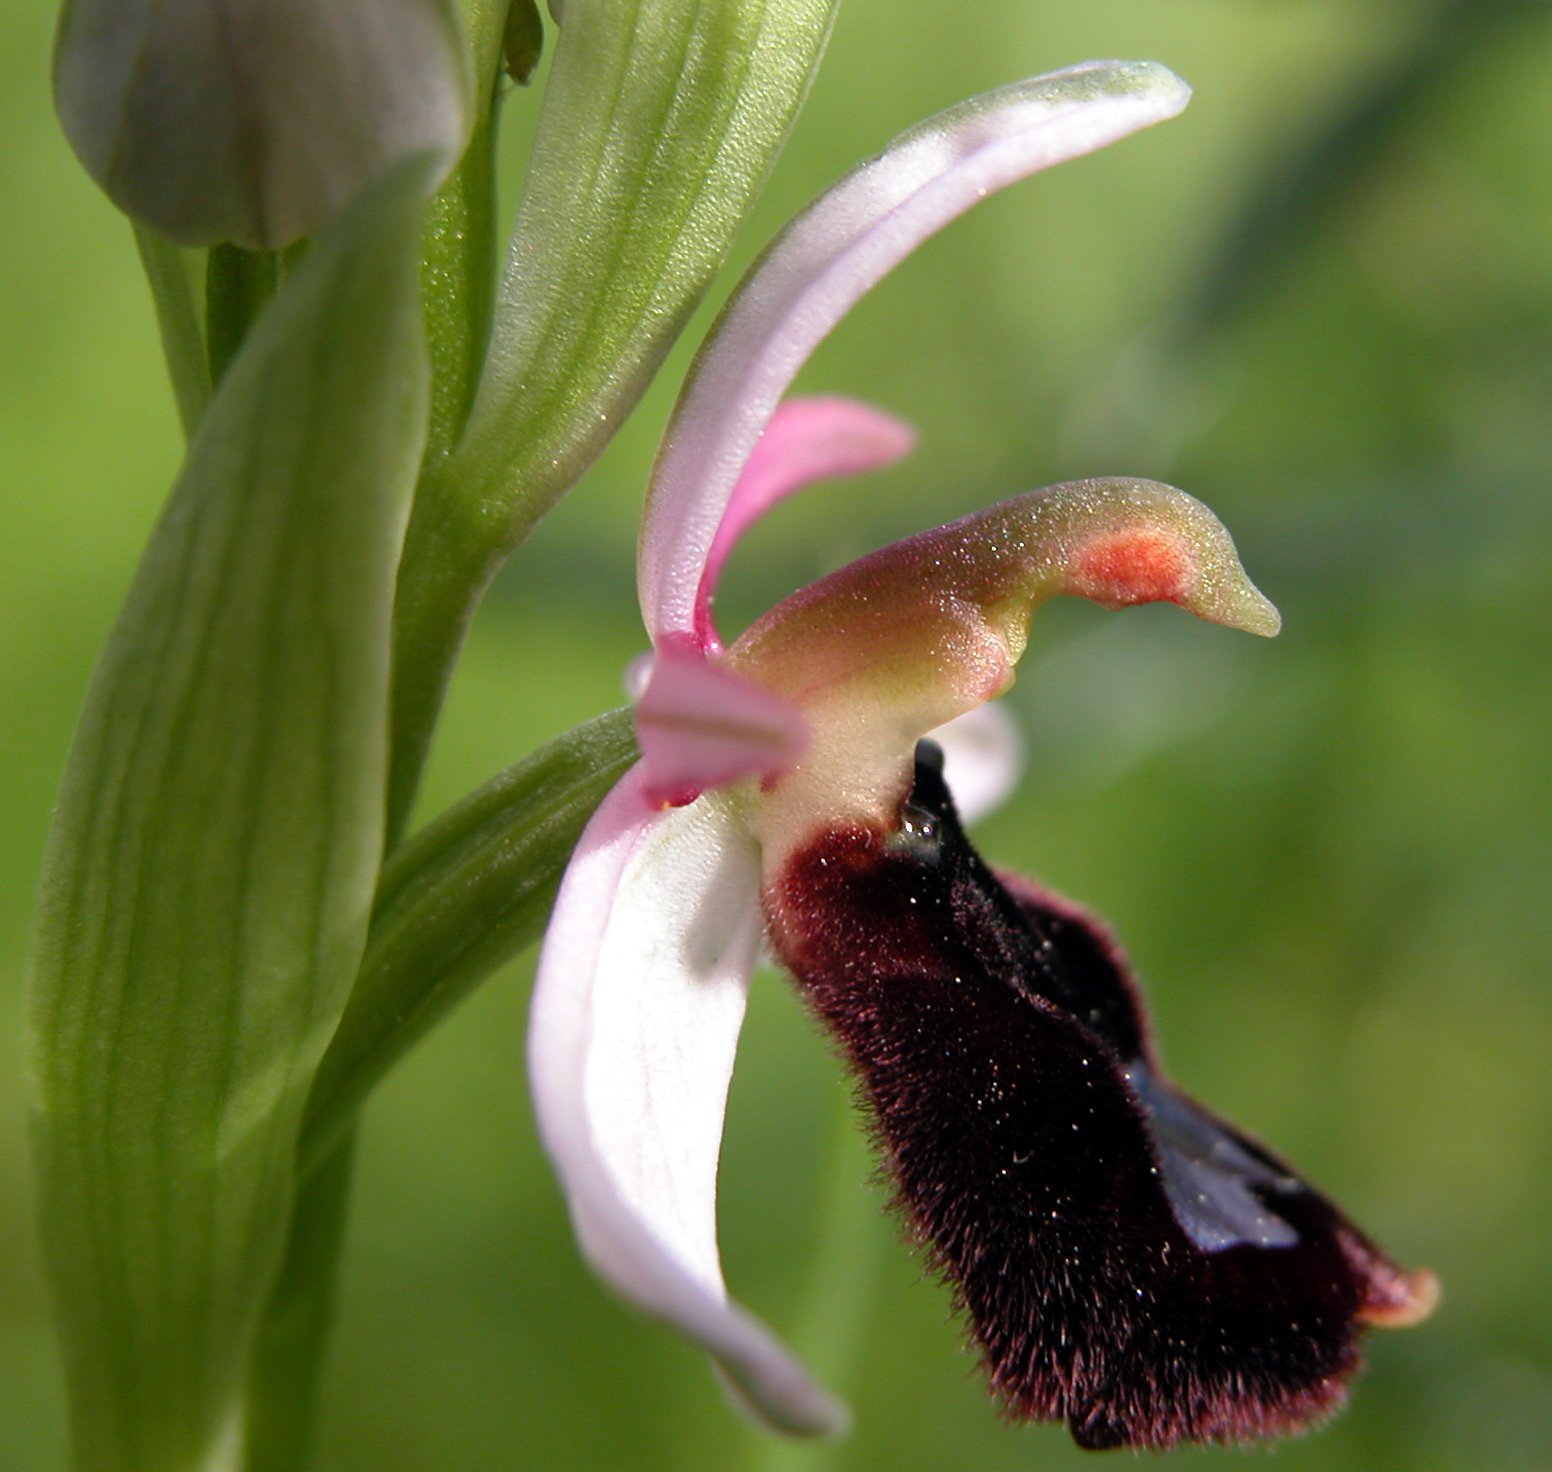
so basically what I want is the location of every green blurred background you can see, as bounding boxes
[4,1,1550,1468]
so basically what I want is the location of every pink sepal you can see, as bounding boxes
[638,61,1192,642]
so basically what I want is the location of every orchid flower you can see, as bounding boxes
[530,61,1437,1446]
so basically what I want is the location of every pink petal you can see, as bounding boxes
[636,644,810,806]
[529,767,847,1434]
[926,701,1024,825]
[639,60,1192,642]
[694,396,916,649]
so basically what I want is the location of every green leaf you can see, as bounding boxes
[132,226,211,437]
[463,0,838,516]
[242,1139,359,1472]
[299,707,637,1177]
[29,159,433,1472]
[387,0,838,834]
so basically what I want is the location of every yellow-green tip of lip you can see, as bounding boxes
[1236,586,1282,638]
[1197,570,1282,639]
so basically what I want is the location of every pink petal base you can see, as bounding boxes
[636,643,811,806]
[695,396,916,647]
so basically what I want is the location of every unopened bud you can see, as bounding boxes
[54,0,471,248]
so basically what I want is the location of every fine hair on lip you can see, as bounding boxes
[762,742,1436,1450]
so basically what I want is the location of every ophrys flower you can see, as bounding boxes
[529,59,1435,1443]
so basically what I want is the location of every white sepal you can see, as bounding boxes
[927,701,1024,825]
[529,767,846,1435]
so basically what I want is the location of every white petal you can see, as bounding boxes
[529,767,846,1434]
[639,60,1191,639]
[926,701,1024,825]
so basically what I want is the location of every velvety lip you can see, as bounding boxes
[763,741,1438,1450]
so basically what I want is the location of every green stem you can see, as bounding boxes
[245,706,633,1471]
[245,0,838,1455]
[383,0,838,837]
[502,0,545,84]
[242,1139,358,1472]
[241,10,514,1465]
[420,123,499,467]
[205,243,282,385]
[385,463,508,840]
[133,226,211,437]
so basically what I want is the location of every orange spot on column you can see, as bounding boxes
[1070,529,1193,609]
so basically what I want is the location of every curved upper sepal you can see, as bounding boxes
[640,61,1192,641]
[762,743,1437,1450]
[529,768,846,1435]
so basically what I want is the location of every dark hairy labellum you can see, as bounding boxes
[763,743,1435,1450]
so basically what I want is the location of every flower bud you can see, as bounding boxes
[54,0,471,248]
